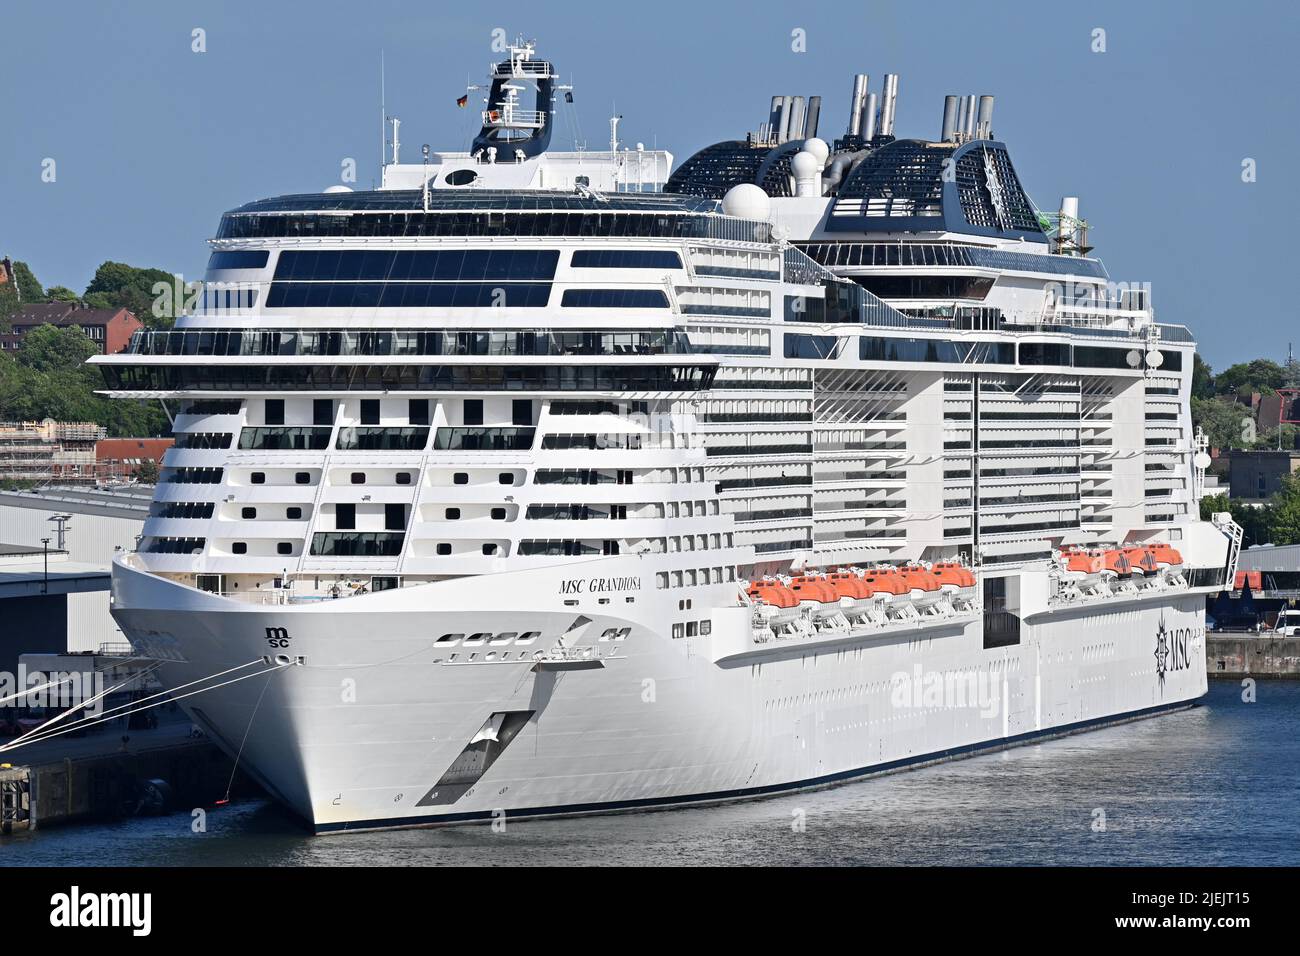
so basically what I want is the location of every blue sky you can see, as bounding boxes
[2,0,1295,368]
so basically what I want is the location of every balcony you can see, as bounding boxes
[434,427,535,451]
[337,427,430,451]
[310,532,405,557]
[239,427,331,451]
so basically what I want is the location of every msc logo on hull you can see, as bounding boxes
[265,627,291,648]
[1154,612,1200,693]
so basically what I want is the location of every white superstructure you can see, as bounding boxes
[95,44,1239,832]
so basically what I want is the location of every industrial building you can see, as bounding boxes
[0,487,149,661]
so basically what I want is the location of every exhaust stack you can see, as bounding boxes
[776,95,793,143]
[862,92,879,140]
[847,73,869,136]
[879,74,899,136]
[805,95,821,138]
[976,95,994,139]
[789,96,806,142]
[940,95,958,142]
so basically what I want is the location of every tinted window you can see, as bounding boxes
[336,504,356,530]
[360,399,380,425]
[561,289,669,309]
[570,250,682,269]
[208,250,269,270]
[241,507,257,519]
[463,399,483,426]
[264,399,284,425]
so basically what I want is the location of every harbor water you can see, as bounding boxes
[3,680,1297,866]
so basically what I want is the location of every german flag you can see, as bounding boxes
[456,94,468,108]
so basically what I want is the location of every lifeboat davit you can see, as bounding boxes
[787,573,843,619]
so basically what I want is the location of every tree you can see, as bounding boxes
[1215,359,1287,396]
[1192,353,1215,400]
[45,285,79,301]
[17,323,99,373]
[1272,475,1300,546]
[131,458,161,484]
[84,260,180,330]
[1,259,47,325]
[1192,395,1250,450]
[0,326,170,438]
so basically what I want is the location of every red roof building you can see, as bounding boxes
[0,302,142,354]
[95,437,173,479]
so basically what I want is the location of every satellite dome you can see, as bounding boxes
[803,137,830,164]
[791,150,821,178]
[323,185,354,193]
[721,183,771,221]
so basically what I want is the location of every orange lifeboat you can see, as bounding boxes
[899,565,941,593]
[747,579,798,609]
[1063,549,1105,575]
[1147,543,1184,569]
[1123,546,1160,576]
[1101,549,1133,576]
[827,570,873,600]
[787,573,844,619]
[1234,570,1262,591]
[826,569,876,615]
[860,567,908,597]
[931,562,976,589]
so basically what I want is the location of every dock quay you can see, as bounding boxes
[1,715,247,834]
[1207,633,1300,679]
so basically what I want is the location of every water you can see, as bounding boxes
[4,680,1297,866]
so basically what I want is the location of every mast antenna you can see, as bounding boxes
[379,50,386,174]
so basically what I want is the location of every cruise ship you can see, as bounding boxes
[95,41,1240,832]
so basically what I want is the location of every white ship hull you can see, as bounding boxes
[111,554,1208,832]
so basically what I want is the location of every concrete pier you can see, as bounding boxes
[1,720,243,833]
[1207,634,1300,679]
